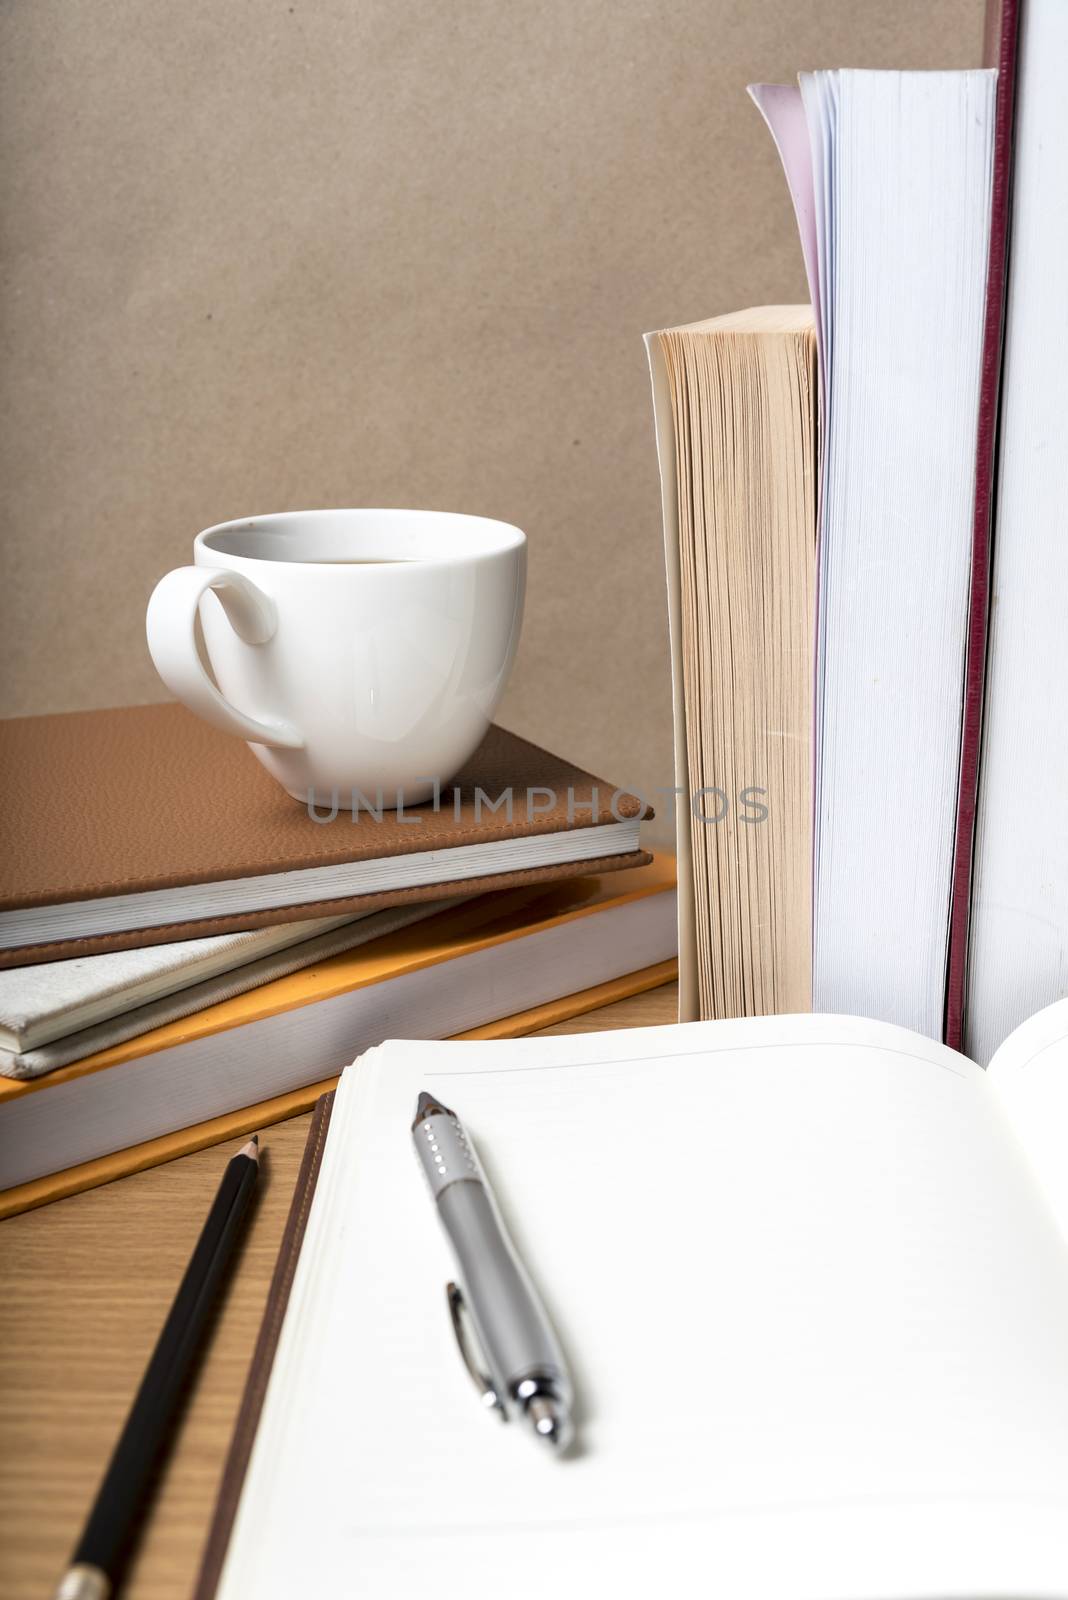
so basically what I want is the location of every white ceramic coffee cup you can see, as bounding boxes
[146,509,526,808]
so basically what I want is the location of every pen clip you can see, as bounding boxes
[445,1281,506,1420]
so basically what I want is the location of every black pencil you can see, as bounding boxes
[54,1137,261,1600]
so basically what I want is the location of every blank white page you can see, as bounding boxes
[989,998,1068,1243]
[218,1015,1068,1600]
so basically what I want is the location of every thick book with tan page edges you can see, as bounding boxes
[0,704,649,966]
[645,307,817,1023]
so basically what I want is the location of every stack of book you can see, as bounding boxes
[0,703,676,1214]
[647,0,1065,1060]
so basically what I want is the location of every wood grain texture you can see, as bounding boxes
[0,982,676,1600]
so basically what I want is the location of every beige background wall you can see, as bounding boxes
[1,0,980,843]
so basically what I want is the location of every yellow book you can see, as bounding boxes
[0,854,676,1216]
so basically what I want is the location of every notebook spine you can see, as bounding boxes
[944,0,1021,1050]
[192,1092,336,1600]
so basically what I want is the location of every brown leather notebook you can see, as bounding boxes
[0,704,649,966]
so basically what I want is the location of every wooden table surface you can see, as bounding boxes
[0,981,677,1600]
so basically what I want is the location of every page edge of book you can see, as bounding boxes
[643,330,696,1022]
[0,849,653,972]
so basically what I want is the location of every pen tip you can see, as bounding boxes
[526,1396,574,1455]
[238,1135,260,1161]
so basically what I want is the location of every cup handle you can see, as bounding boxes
[146,567,303,749]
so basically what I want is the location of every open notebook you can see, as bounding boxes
[200,1005,1068,1599]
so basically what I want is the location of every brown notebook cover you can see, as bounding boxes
[944,0,1021,1049]
[0,704,649,966]
[193,1090,336,1600]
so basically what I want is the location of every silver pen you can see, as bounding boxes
[412,1090,575,1453]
